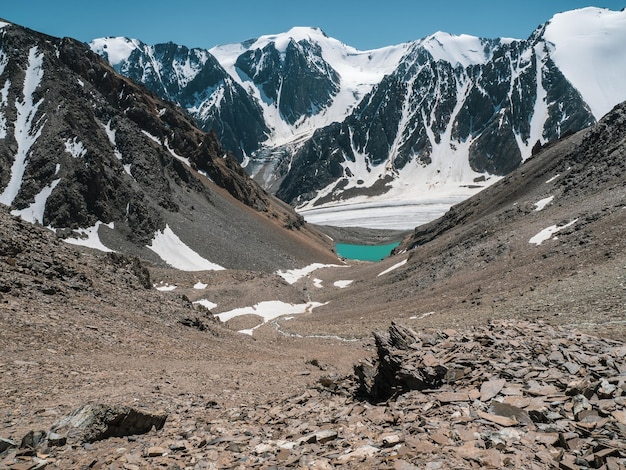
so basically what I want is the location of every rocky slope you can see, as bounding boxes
[1,14,625,470]
[92,8,626,211]
[0,20,336,272]
[1,201,625,469]
[1,101,625,469]
[284,100,626,342]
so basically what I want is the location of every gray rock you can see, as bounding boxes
[0,437,18,453]
[20,430,47,449]
[50,404,168,443]
[47,432,67,447]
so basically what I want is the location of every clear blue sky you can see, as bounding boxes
[2,1,625,50]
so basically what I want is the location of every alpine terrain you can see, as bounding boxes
[0,20,337,273]
[1,11,626,470]
[92,7,626,227]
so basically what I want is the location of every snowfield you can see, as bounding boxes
[215,300,327,336]
[544,7,626,119]
[299,193,482,230]
[148,225,226,271]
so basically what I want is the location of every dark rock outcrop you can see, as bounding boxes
[50,404,167,443]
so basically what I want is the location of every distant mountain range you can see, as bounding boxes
[90,7,626,211]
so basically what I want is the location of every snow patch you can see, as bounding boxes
[0,60,9,139]
[64,222,114,253]
[534,196,554,212]
[410,311,435,320]
[154,283,177,292]
[11,178,61,224]
[165,138,190,166]
[193,282,208,290]
[101,120,123,161]
[546,174,560,184]
[378,259,408,277]
[313,278,324,288]
[333,280,353,288]
[529,219,578,245]
[215,300,327,336]
[141,130,161,144]
[276,263,344,284]
[64,137,87,159]
[193,299,218,310]
[147,225,226,271]
[90,37,139,66]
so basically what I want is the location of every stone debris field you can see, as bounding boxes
[2,321,626,469]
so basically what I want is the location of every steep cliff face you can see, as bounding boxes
[234,36,341,125]
[0,21,336,272]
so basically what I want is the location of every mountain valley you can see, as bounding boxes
[1,10,626,469]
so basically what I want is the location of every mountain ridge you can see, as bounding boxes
[0,20,337,272]
[90,7,626,221]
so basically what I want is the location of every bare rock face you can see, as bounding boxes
[50,404,167,443]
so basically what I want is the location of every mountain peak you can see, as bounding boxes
[89,36,142,66]
[544,6,626,118]
[245,26,347,54]
[419,31,495,67]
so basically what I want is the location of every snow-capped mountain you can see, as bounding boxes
[91,7,626,214]
[0,21,336,272]
[210,27,409,146]
[89,37,270,159]
[91,27,408,164]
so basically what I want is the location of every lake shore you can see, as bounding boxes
[313,224,411,246]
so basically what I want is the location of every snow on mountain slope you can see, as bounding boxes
[90,37,141,67]
[276,16,603,226]
[544,7,626,119]
[420,32,503,67]
[90,37,212,96]
[90,36,270,159]
[0,46,46,207]
[0,21,337,273]
[91,10,624,230]
[210,27,409,146]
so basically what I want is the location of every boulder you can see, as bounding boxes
[50,404,167,443]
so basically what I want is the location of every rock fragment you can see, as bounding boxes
[50,404,167,443]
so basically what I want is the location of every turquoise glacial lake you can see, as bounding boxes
[335,242,400,262]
